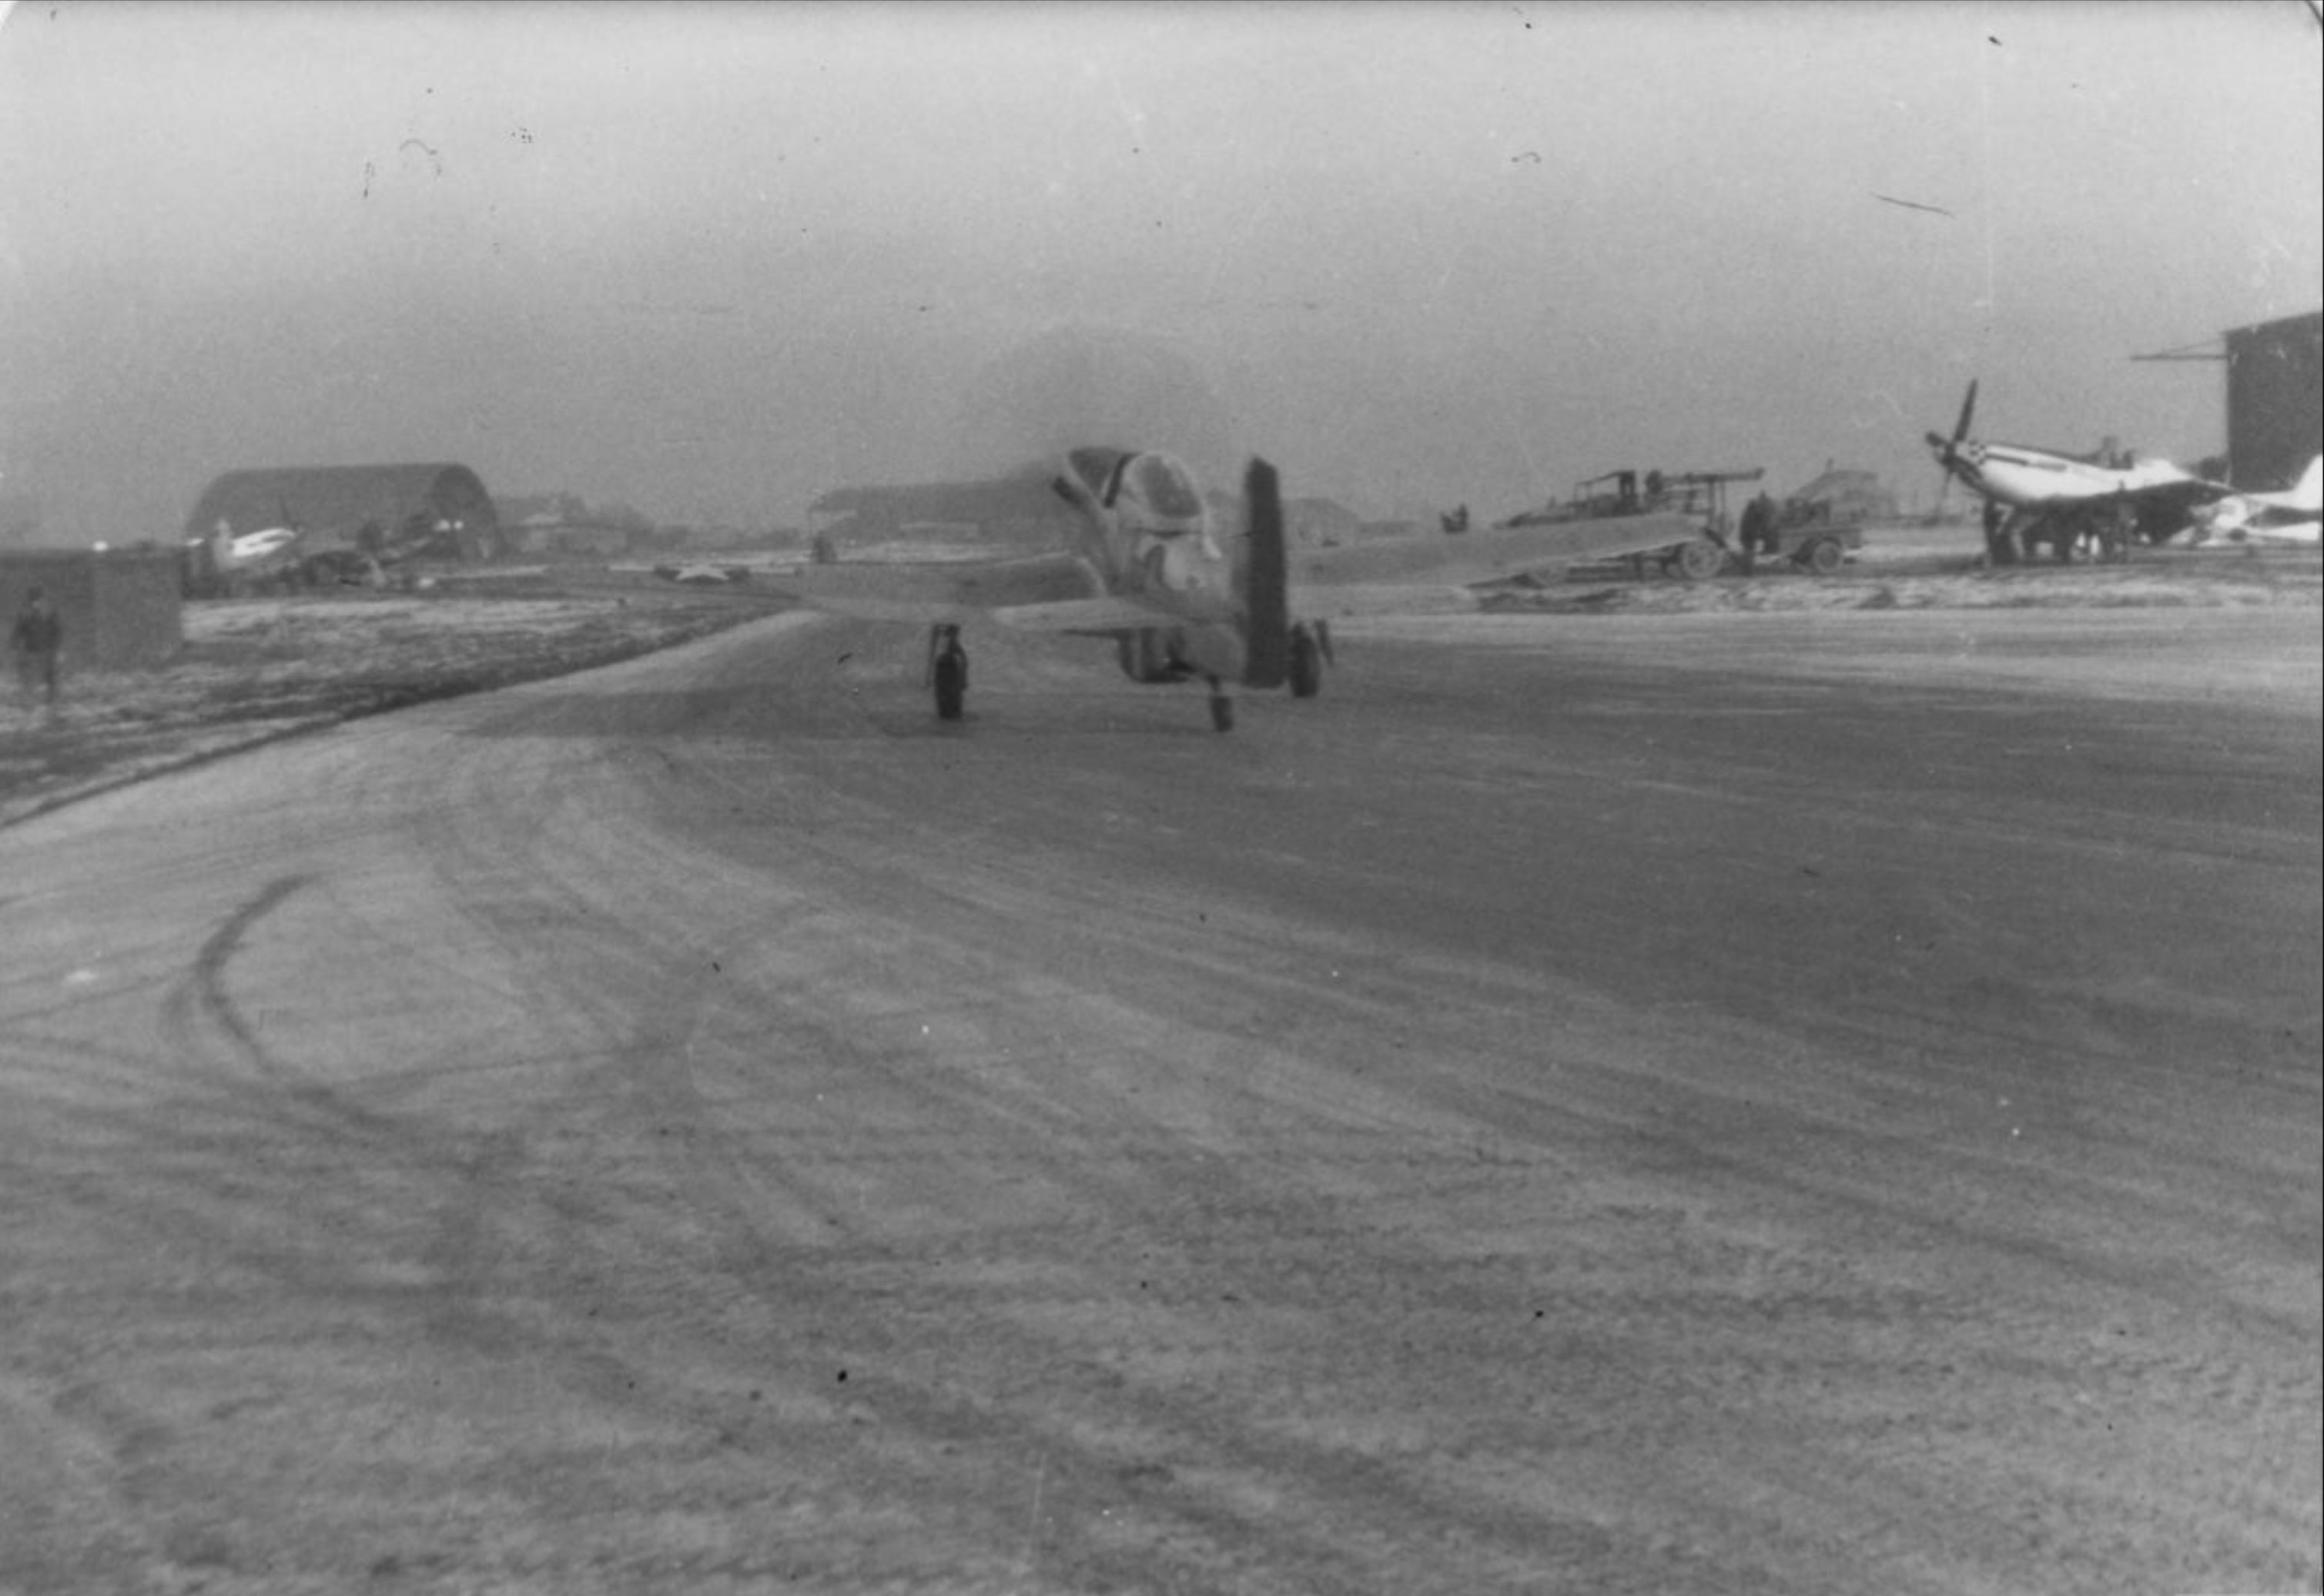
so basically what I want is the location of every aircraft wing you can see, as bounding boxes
[990,595,1191,634]
[1287,511,1706,594]
[761,551,1105,622]
[1291,584,1493,619]
[2122,477,2233,508]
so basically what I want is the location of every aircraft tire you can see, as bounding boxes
[1805,537,1845,577]
[933,651,966,721]
[1209,694,1235,733]
[1288,627,1322,698]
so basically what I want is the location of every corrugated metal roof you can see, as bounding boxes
[183,463,497,540]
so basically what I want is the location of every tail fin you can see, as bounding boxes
[1240,457,1291,690]
[2289,455,2322,513]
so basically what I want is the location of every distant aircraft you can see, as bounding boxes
[1926,381,2225,563]
[216,521,303,569]
[651,560,755,585]
[194,518,306,587]
[2190,456,2322,548]
[762,448,1705,731]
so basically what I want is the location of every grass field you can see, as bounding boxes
[2,583,780,826]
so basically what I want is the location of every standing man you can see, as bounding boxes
[1981,497,2014,567]
[1737,491,1776,570]
[11,584,62,707]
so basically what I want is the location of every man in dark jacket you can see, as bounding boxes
[1737,492,1778,564]
[11,586,62,705]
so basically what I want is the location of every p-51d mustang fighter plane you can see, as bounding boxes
[764,447,1705,731]
[1926,380,2230,564]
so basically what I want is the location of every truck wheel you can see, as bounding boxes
[1805,537,1845,576]
[1672,538,1725,581]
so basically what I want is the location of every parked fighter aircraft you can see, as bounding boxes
[762,448,1705,731]
[212,520,303,571]
[1926,381,2223,563]
[2191,456,2322,548]
[186,518,309,591]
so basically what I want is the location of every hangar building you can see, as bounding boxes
[183,463,502,562]
[2224,310,2322,491]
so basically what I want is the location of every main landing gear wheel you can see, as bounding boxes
[1288,624,1323,698]
[1804,536,1845,576]
[929,625,967,721]
[1207,678,1235,732]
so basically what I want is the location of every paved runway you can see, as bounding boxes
[2,606,2316,1595]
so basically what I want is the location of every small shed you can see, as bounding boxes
[183,463,501,561]
[2,547,183,671]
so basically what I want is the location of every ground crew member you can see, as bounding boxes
[1982,497,2013,566]
[1738,492,1775,558]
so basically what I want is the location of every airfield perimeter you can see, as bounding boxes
[0,552,2317,1594]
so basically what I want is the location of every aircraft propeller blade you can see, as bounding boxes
[1926,377,1978,522]
[1927,380,1979,467]
[1951,379,1977,449]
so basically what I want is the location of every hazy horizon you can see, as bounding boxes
[2,1,2318,541]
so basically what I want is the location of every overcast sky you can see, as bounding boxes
[2,0,2318,539]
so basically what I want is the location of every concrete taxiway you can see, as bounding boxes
[1,605,2316,1594]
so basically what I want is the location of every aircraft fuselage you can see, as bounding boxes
[1062,450,1257,691]
[1934,440,2195,511]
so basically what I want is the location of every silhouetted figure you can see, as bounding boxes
[1739,491,1779,557]
[929,622,967,719]
[1981,497,2015,566]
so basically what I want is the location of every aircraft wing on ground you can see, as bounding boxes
[1288,511,1706,601]
[763,550,1106,622]
[990,594,1210,633]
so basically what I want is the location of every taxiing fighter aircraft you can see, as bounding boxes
[763,448,1706,731]
[1925,381,2232,563]
[2190,456,2322,548]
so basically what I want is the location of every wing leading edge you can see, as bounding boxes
[762,550,1107,623]
[1286,511,1707,594]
